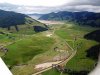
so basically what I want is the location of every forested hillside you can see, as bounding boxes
[0,10,48,32]
[39,11,100,27]
[0,10,31,27]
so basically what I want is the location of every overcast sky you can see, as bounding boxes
[0,0,100,14]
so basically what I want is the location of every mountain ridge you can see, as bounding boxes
[39,11,100,27]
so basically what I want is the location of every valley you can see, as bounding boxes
[42,22,100,75]
[0,10,99,75]
[0,0,100,74]
[0,18,73,75]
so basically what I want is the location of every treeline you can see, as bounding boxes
[39,11,100,27]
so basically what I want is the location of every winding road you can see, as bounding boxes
[32,33,77,75]
[32,50,76,75]
[31,20,77,75]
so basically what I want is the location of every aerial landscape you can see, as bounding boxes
[0,0,100,75]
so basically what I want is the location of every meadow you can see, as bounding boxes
[0,21,99,75]
[42,23,99,75]
[0,27,71,75]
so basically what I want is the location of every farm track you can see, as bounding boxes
[31,21,77,75]
[32,49,76,75]
[32,32,77,75]
[1,20,77,75]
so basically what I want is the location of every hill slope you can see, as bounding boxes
[0,10,31,27]
[0,10,47,32]
[39,11,100,27]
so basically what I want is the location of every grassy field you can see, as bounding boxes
[2,34,55,66]
[0,20,47,57]
[0,33,56,75]
[42,23,99,75]
[0,21,99,75]
[0,29,71,75]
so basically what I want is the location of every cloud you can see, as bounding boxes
[0,0,100,14]
[0,3,60,14]
[59,5,100,12]
[0,3,19,12]
[66,0,100,6]
[0,0,69,6]
[60,0,100,12]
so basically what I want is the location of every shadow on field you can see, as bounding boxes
[86,44,100,61]
[84,30,100,42]
[84,30,100,61]
[33,26,48,32]
[64,70,89,75]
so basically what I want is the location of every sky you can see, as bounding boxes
[0,0,100,14]
[0,0,70,6]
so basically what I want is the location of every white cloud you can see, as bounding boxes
[66,0,100,6]
[0,0,100,14]
[60,5,100,12]
[0,0,71,6]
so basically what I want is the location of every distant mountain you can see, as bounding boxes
[28,13,43,19]
[0,10,48,32]
[39,11,100,27]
